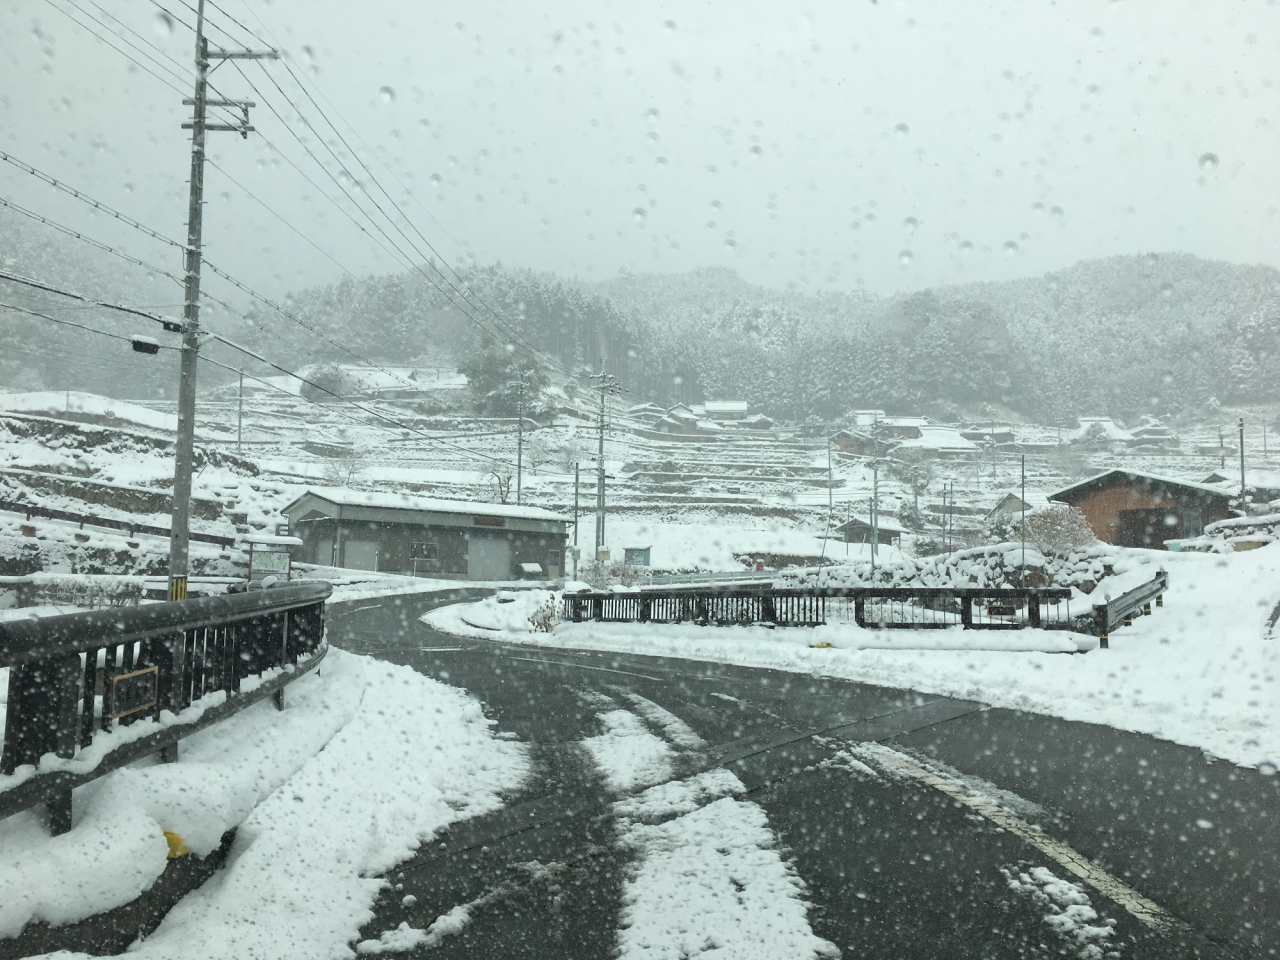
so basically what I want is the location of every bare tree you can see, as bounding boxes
[488,466,514,504]
[324,446,367,486]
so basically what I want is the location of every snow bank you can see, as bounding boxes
[427,547,1280,769]
[0,649,527,956]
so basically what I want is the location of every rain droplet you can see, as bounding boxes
[959,240,974,253]
[902,216,919,233]
[632,207,647,224]
[724,237,737,250]
[153,12,173,35]
[1049,205,1065,218]
[504,342,515,354]
[300,45,315,63]
[1198,152,1219,171]
[1160,282,1174,298]
[379,86,396,103]
[1259,761,1277,776]
[1031,201,1045,214]
[898,250,914,265]
[749,144,763,156]
[419,118,430,128]
[663,19,677,33]
[1003,240,1020,255]
[645,107,661,122]
[655,156,667,166]
[710,199,722,210]
[429,173,442,187]
[893,123,910,136]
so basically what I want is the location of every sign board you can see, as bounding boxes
[986,601,1017,618]
[253,550,291,575]
[110,665,158,719]
[473,515,506,527]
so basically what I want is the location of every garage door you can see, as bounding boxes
[467,536,511,580]
[343,539,379,571]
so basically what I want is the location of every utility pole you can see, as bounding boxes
[1219,426,1225,470]
[1239,417,1246,503]
[870,458,880,576]
[515,375,524,504]
[236,370,244,453]
[1020,455,1026,587]
[588,371,620,557]
[168,0,276,601]
[572,461,580,580]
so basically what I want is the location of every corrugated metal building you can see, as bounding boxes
[282,488,570,580]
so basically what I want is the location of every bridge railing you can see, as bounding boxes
[564,584,1074,630]
[0,580,330,833]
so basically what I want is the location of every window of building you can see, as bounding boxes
[411,542,439,560]
[1183,512,1202,538]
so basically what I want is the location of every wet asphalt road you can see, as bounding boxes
[328,593,1280,959]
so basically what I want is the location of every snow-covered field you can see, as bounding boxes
[0,648,527,957]
[426,546,1280,771]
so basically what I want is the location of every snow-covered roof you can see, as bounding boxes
[667,404,697,420]
[987,491,1052,516]
[1068,417,1134,442]
[1203,469,1280,490]
[284,487,570,523]
[1049,469,1234,502]
[243,534,304,547]
[852,410,886,426]
[879,415,931,428]
[893,425,978,451]
[704,400,749,414]
[837,515,910,534]
[694,419,723,431]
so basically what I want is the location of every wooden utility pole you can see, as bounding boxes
[168,0,276,601]
[236,370,244,453]
[572,461,580,580]
[1239,417,1246,502]
[515,376,524,504]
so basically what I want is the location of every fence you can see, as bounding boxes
[1087,569,1168,648]
[0,497,236,548]
[0,580,330,833]
[564,584,1074,630]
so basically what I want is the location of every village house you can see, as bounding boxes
[835,514,909,546]
[831,429,895,459]
[1068,416,1134,446]
[283,488,570,580]
[1048,469,1236,548]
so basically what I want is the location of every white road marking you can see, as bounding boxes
[504,656,665,682]
[419,646,466,652]
[867,748,1179,935]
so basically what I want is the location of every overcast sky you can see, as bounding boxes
[2,0,1277,305]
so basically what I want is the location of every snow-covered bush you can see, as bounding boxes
[528,593,560,632]
[578,559,640,589]
[1018,505,1096,556]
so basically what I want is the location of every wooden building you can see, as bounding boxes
[1049,470,1235,548]
[282,488,569,580]
[835,515,908,546]
[831,429,894,458]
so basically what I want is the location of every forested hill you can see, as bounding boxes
[234,250,1280,424]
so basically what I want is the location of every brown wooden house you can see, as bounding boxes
[1049,469,1236,548]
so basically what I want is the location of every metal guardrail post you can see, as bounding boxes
[1027,595,1042,628]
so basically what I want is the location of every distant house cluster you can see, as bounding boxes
[629,400,774,437]
[833,410,978,460]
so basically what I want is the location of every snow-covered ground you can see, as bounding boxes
[0,392,178,434]
[0,648,527,957]
[426,546,1280,770]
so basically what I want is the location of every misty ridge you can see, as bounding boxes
[4,205,1279,425]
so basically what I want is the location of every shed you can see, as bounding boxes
[1048,469,1236,548]
[1202,469,1280,503]
[832,429,894,458]
[986,491,1051,519]
[834,515,909,546]
[282,488,569,580]
[893,425,979,458]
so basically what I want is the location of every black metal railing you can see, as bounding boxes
[0,580,330,833]
[0,497,237,548]
[1087,570,1168,648]
[564,585,1074,630]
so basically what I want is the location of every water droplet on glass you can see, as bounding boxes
[1049,205,1064,218]
[749,145,763,156]
[710,199,722,210]
[1259,761,1277,776]
[898,250,914,265]
[655,156,667,166]
[672,374,684,386]
[1198,152,1219,171]
[419,118,430,128]
[300,45,315,63]
[645,107,661,122]
[663,19,677,33]
[959,240,974,253]
[1031,201,1045,214]
[902,216,918,233]
[429,173,442,187]
[1160,282,1174,297]
[123,182,134,194]
[632,207,647,224]
[1003,240,1020,255]
[893,123,910,137]
[379,86,396,103]
[154,12,173,35]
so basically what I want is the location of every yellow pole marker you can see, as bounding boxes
[164,830,190,859]
[869,748,1180,936]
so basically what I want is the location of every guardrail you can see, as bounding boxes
[0,497,237,548]
[0,580,330,834]
[1088,570,1168,648]
[564,584,1074,630]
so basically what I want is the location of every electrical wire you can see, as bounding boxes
[0,300,164,346]
[0,269,179,330]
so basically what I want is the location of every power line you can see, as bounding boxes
[63,0,191,89]
[0,299,167,347]
[0,269,180,330]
